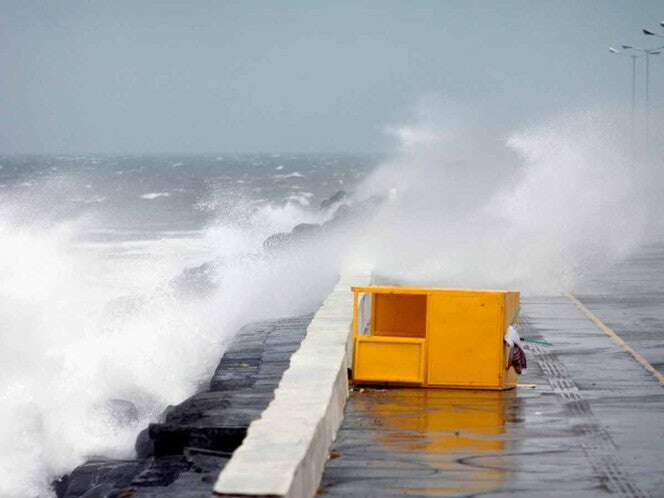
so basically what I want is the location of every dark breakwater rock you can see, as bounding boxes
[56,314,313,498]
[320,190,346,209]
[262,190,383,251]
[170,261,218,298]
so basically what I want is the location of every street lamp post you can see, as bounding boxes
[610,47,641,158]
[621,44,662,151]
[642,26,664,150]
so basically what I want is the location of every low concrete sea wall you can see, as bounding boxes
[214,270,371,498]
[56,270,368,498]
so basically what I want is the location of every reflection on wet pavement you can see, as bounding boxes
[363,389,515,496]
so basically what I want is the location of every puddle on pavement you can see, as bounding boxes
[354,388,519,495]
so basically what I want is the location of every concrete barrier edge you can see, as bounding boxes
[213,270,371,498]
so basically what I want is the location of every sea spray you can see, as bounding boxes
[0,177,349,498]
[351,108,657,293]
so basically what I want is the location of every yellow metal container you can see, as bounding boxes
[351,286,520,390]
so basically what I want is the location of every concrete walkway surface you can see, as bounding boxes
[320,295,664,497]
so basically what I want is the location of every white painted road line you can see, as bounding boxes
[567,293,664,386]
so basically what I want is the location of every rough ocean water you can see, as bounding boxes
[0,153,377,498]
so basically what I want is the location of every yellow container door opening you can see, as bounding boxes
[372,293,426,338]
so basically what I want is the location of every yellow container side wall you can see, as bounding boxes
[426,292,504,388]
[373,293,427,338]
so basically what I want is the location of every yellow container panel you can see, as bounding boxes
[354,337,425,384]
[373,293,426,338]
[426,293,504,389]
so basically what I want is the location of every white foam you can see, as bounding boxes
[274,172,304,179]
[286,192,314,207]
[139,192,170,200]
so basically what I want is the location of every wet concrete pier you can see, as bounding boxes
[319,295,664,497]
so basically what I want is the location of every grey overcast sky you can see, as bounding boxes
[1,0,664,154]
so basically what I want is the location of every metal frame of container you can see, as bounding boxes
[351,286,520,390]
